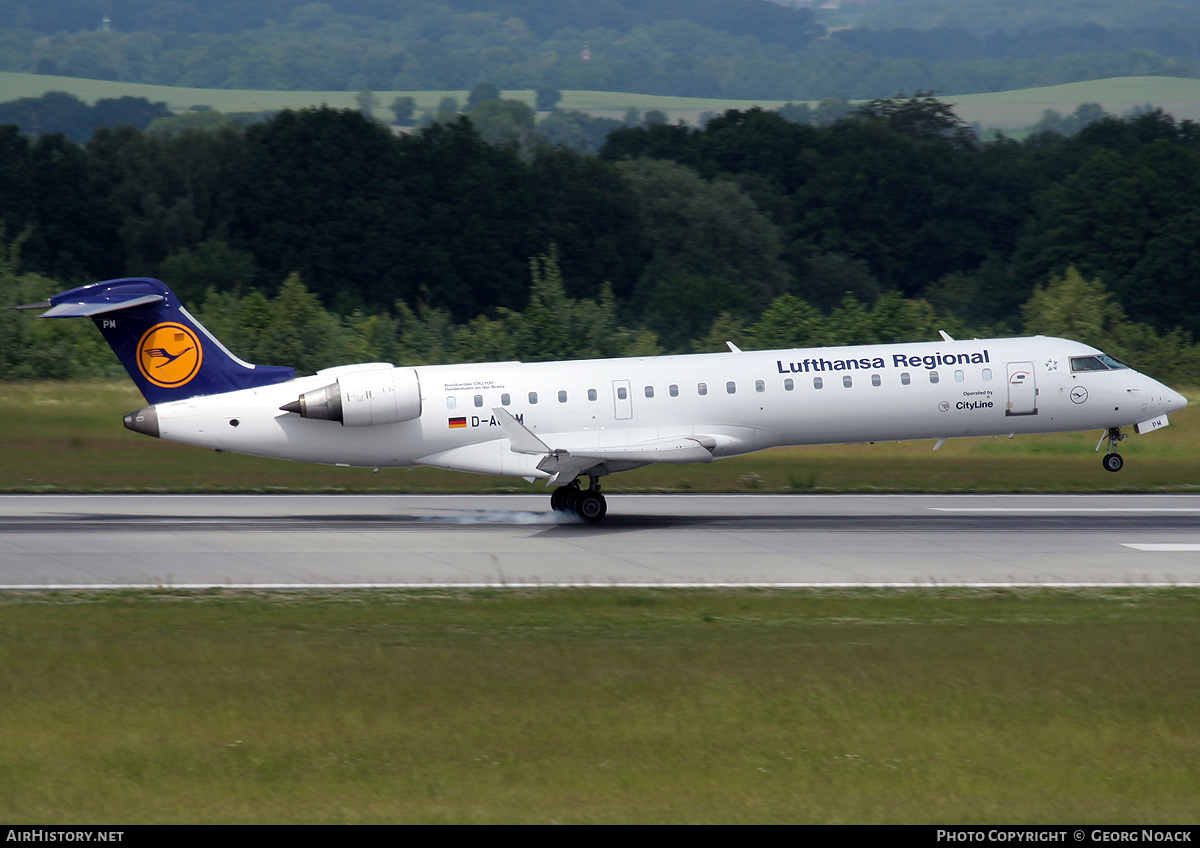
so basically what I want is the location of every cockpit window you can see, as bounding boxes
[1070,354,1129,372]
[1070,356,1107,372]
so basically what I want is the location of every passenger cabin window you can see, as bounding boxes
[446,396,456,409]
[843,375,852,388]
[814,377,823,389]
[954,370,964,382]
[588,388,597,401]
[617,386,627,400]
[474,394,483,407]
[558,390,567,403]
[669,384,679,397]
[871,374,881,387]
[784,378,794,391]
[501,393,511,406]
[901,372,911,386]
[645,386,654,398]
[982,369,992,382]
[755,380,765,393]
[698,383,708,396]
[528,392,538,404]
[726,381,736,394]
[929,371,940,384]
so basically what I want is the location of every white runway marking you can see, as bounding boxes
[1122,544,1200,552]
[932,508,1200,513]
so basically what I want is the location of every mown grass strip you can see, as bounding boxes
[0,588,1197,824]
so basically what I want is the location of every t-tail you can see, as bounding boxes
[13,278,295,404]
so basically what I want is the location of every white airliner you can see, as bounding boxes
[15,278,1187,522]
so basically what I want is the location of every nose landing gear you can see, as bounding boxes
[550,477,608,523]
[1097,427,1127,472]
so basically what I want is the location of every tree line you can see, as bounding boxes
[3,96,1200,385]
[3,236,1194,387]
[3,0,1200,100]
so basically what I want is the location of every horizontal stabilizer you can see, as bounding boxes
[39,294,165,318]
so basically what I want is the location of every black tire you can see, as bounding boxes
[1103,452,1124,473]
[551,482,581,512]
[574,491,607,524]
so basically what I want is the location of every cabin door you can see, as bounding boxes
[1005,361,1038,416]
[612,380,633,420]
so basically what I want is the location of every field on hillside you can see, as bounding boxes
[4,72,1200,131]
[1,381,1195,494]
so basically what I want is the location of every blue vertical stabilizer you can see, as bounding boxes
[28,278,295,404]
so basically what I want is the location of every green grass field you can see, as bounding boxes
[1,381,1196,494]
[5,71,1200,130]
[1,588,1197,824]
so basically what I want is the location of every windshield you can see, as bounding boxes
[1070,354,1129,372]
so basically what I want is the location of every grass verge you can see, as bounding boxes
[0,587,1197,824]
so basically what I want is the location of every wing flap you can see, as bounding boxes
[552,437,716,464]
[492,407,717,484]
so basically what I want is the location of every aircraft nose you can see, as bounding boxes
[1149,381,1188,414]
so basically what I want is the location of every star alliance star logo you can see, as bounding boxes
[1044,359,1058,371]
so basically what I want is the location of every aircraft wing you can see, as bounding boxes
[493,407,716,485]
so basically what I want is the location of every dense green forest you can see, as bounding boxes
[2,93,1200,385]
[2,0,1200,98]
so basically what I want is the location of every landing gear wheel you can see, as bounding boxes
[1103,452,1124,473]
[574,491,607,524]
[550,482,580,513]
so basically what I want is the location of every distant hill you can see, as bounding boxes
[1,0,1198,99]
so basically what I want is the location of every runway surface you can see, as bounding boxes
[1,493,1199,588]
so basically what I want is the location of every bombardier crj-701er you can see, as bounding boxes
[16,278,1188,523]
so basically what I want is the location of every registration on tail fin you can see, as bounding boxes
[14,278,294,403]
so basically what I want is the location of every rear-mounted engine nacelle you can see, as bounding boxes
[280,368,421,426]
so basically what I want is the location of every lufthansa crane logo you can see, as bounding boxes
[136,322,203,388]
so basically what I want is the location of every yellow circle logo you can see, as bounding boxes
[136,323,203,388]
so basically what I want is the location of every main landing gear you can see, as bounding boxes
[550,478,608,523]
[1099,427,1126,473]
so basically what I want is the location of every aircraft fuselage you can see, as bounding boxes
[127,335,1184,479]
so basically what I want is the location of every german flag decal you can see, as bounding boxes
[448,417,467,429]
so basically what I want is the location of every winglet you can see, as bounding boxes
[938,330,955,342]
[493,408,550,455]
